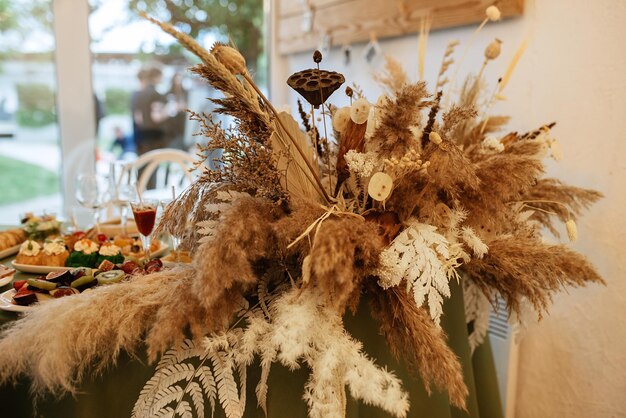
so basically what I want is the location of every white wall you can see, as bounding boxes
[273,0,626,416]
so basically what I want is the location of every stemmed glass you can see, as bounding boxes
[109,163,137,236]
[75,173,111,232]
[130,198,158,261]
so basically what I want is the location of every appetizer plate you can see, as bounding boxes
[0,289,31,313]
[0,273,15,287]
[0,244,20,260]
[11,244,169,274]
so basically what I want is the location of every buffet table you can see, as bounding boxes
[0,227,503,418]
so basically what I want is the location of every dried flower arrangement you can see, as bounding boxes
[0,6,604,418]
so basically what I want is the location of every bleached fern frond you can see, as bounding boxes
[175,400,193,418]
[195,366,217,413]
[255,360,271,416]
[211,350,244,418]
[463,278,492,352]
[461,226,488,259]
[377,220,461,325]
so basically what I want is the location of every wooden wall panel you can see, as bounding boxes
[276,0,524,55]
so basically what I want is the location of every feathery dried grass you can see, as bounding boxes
[460,153,543,234]
[463,236,604,316]
[366,83,430,158]
[424,140,480,201]
[373,55,409,96]
[307,216,384,313]
[0,266,195,395]
[369,286,468,409]
[521,178,602,237]
[192,197,284,331]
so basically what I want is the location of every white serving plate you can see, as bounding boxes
[0,272,15,287]
[0,244,20,260]
[0,289,31,313]
[11,244,169,274]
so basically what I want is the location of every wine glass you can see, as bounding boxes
[109,163,137,236]
[75,173,111,233]
[130,198,158,261]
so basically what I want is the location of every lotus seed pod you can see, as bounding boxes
[350,98,370,124]
[287,69,345,108]
[486,5,501,21]
[211,43,246,75]
[485,39,502,60]
[332,107,351,133]
[429,131,443,145]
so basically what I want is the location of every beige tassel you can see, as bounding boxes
[566,219,578,242]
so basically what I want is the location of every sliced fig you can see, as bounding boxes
[13,290,37,306]
[50,286,80,298]
[96,270,125,285]
[70,267,92,279]
[70,275,96,291]
[12,280,27,292]
[46,270,73,283]
[120,260,139,274]
[98,259,115,272]
[144,258,163,274]
[27,278,57,291]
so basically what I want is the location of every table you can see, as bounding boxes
[0,243,503,417]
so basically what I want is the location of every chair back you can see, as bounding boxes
[122,149,197,194]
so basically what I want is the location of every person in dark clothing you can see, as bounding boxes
[110,126,136,158]
[163,72,189,151]
[132,65,167,156]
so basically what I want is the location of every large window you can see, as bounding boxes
[89,0,267,167]
[0,0,266,224]
[0,0,62,223]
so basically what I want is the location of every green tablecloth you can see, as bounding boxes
[0,251,502,418]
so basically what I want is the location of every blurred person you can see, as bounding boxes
[132,65,167,156]
[109,126,136,158]
[163,72,188,151]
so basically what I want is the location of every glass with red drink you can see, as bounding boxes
[130,199,158,261]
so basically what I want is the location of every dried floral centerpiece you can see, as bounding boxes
[0,7,603,418]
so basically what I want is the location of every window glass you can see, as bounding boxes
[88,0,267,171]
[0,0,62,224]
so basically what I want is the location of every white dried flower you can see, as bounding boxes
[566,219,578,242]
[484,39,502,60]
[332,107,351,133]
[211,43,246,75]
[350,98,370,124]
[482,136,504,152]
[486,5,501,21]
[344,150,379,178]
[429,131,442,145]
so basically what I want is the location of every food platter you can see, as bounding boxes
[0,272,14,287]
[0,244,20,260]
[11,245,168,274]
[0,289,31,313]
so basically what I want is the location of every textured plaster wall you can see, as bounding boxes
[274,0,626,416]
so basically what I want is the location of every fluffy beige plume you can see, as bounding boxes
[0,266,197,395]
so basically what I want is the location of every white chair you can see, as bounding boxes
[123,148,198,196]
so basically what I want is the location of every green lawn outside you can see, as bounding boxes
[0,155,60,205]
